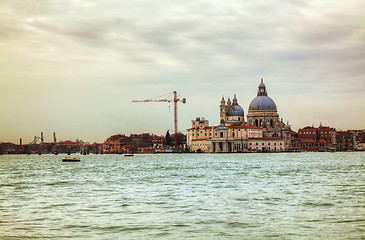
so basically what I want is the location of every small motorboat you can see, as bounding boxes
[62,157,81,162]
[124,153,134,157]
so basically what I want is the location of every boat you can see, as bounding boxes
[124,153,134,157]
[62,157,81,162]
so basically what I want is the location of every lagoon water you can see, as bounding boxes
[0,153,364,239]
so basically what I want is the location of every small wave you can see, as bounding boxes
[227,221,251,228]
[302,202,335,207]
[334,219,365,223]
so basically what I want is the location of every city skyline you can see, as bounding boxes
[1,0,364,144]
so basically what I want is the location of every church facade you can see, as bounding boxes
[187,78,291,152]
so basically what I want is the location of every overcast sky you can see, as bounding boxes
[1,0,364,143]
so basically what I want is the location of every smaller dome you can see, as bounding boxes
[227,105,244,116]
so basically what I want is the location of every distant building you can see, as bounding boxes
[0,142,22,154]
[103,133,167,153]
[354,130,365,151]
[103,134,131,153]
[297,125,337,151]
[152,134,165,148]
[290,131,300,151]
[52,141,80,154]
[336,130,356,151]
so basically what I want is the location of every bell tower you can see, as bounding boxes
[220,96,227,123]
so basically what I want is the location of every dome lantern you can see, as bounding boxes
[227,97,231,106]
[257,78,268,96]
[232,94,238,105]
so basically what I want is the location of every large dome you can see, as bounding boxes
[249,78,277,111]
[249,96,277,111]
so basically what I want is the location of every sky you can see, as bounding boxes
[0,0,364,144]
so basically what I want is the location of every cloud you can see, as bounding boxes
[0,0,364,142]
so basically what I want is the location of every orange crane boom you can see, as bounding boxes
[132,91,186,148]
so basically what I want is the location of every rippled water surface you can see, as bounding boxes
[0,153,364,239]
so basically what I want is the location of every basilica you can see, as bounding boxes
[187,78,292,152]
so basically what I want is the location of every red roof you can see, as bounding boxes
[192,138,209,142]
[299,126,335,131]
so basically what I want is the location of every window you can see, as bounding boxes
[233,133,235,137]
[220,132,223,138]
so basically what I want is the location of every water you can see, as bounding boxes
[0,153,364,239]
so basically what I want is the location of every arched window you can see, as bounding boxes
[255,119,258,127]
[270,119,273,127]
[272,133,279,137]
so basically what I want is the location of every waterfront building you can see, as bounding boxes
[187,78,291,152]
[297,125,337,151]
[0,142,22,154]
[336,130,356,151]
[103,133,168,153]
[103,134,134,153]
[354,130,365,151]
[152,134,165,148]
[51,141,80,154]
[290,131,301,151]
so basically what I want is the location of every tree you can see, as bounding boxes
[165,130,172,146]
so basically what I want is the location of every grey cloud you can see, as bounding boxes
[0,0,364,143]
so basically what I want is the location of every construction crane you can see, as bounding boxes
[29,136,41,144]
[132,91,186,148]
